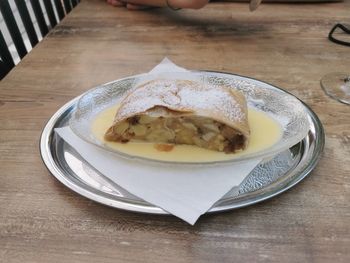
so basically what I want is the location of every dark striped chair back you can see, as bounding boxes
[0,0,80,80]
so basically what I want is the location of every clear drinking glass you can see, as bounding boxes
[321,73,350,105]
[321,23,350,105]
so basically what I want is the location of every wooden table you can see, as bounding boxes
[1,0,349,262]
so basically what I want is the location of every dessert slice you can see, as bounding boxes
[104,79,250,153]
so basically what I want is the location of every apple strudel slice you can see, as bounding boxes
[104,79,250,153]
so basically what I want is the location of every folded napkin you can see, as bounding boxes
[55,58,261,224]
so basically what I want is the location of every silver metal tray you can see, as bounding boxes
[40,75,325,214]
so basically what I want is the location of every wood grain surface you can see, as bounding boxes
[0,0,349,262]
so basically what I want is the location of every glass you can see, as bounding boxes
[70,71,310,165]
[321,24,350,105]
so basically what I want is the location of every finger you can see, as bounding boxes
[108,0,126,7]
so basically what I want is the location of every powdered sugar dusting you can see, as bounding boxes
[115,79,247,125]
[178,84,246,122]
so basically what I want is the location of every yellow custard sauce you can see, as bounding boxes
[91,106,282,162]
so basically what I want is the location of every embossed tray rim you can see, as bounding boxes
[40,72,325,214]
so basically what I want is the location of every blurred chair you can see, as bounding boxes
[0,0,80,80]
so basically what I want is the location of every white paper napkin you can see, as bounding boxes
[55,58,261,225]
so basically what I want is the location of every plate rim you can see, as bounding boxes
[40,71,325,214]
